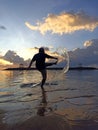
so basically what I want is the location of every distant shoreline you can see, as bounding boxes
[4,66,97,71]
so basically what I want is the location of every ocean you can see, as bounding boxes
[0,69,98,128]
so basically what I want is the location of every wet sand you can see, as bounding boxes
[0,110,7,130]
[0,70,98,130]
[0,87,98,130]
[0,88,98,130]
[0,110,98,130]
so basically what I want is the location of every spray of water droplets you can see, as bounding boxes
[47,47,69,83]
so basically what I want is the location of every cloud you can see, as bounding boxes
[0,58,12,65]
[69,39,98,67]
[0,47,66,69]
[84,39,98,48]
[28,47,39,52]
[28,46,53,54]
[3,50,24,64]
[1,40,98,69]
[0,25,6,30]
[0,56,13,69]
[84,40,93,47]
[25,11,98,35]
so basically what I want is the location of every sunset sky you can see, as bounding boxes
[0,0,98,67]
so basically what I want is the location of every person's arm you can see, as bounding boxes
[45,54,58,60]
[28,59,33,69]
[28,56,35,69]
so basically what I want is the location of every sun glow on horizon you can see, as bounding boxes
[0,59,13,65]
[17,48,39,60]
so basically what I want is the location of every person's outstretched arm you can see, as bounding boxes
[46,54,58,60]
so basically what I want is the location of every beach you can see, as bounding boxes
[0,70,98,130]
[0,107,98,130]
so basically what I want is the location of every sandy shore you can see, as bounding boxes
[0,111,98,130]
[0,90,98,130]
[0,70,98,130]
[0,113,70,130]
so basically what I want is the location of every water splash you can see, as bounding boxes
[47,47,69,84]
[57,47,69,74]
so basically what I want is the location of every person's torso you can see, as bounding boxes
[34,53,46,70]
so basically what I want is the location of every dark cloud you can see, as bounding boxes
[69,39,98,67]
[0,25,6,30]
[3,50,24,64]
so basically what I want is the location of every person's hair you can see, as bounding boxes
[39,47,44,53]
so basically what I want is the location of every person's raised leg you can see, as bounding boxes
[45,60,58,67]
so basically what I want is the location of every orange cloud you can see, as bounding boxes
[84,40,93,47]
[0,59,13,65]
[25,11,98,35]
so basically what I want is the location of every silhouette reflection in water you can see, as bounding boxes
[37,89,47,116]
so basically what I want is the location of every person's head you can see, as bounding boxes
[39,47,45,53]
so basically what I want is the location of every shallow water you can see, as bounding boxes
[0,69,98,127]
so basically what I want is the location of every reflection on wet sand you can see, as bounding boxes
[6,89,71,130]
[55,107,98,130]
[0,70,98,130]
[0,89,98,130]
[37,89,47,116]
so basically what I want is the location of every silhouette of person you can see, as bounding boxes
[28,47,58,90]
